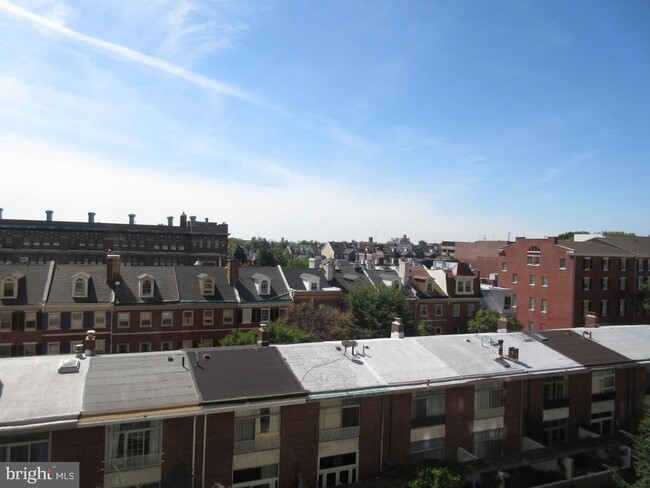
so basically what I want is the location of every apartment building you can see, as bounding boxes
[499,236,650,329]
[1,324,648,487]
[0,209,228,266]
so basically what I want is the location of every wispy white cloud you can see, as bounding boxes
[0,0,261,104]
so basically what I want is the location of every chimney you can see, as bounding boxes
[106,254,121,283]
[325,260,334,281]
[226,259,239,285]
[0,208,3,220]
[497,339,504,356]
[75,343,85,359]
[167,216,174,227]
[508,347,519,360]
[189,215,197,227]
[368,236,373,243]
[497,316,509,331]
[391,317,405,339]
[257,324,269,347]
[398,259,409,286]
[88,212,95,223]
[309,256,322,269]
[84,330,96,357]
[45,210,53,222]
[585,313,599,328]
[180,212,187,227]
[128,213,135,225]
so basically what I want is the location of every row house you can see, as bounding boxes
[500,236,650,330]
[0,209,228,266]
[1,324,648,487]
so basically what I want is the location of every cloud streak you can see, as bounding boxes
[0,0,261,105]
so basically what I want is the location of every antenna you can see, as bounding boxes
[341,339,359,355]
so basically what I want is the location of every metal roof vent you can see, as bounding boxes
[58,358,81,374]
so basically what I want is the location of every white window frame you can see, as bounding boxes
[559,258,566,270]
[223,309,233,325]
[452,304,460,317]
[139,342,151,352]
[162,311,173,327]
[435,304,443,317]
[161,341,173,351]
[203,309,214,326]
[23,342,37,356]
[117,343,130,354]
[94,312,106,328]
[24,312,37,329]
[140,312,152,328]
[260,280,270,295]
[47,342,60,355]
[620,277,627,291]
[602,277,609,291]
[242,309,252,324]
[602,257,609,271]
[1,277,18,298]
[95,339,106,354]
[261,308,270,322]
[541,276,548,287]
[541,298,547,314]
[529,297,536,311]
[420,305,428,318]
[182,310,194,326]
[592,369,615,394]
[139,277,154,298]
[583,300,591,316]
[529,275,536,286]
[71,273,90,298]
[47,313,60,330]
[512,273,518,284]
[456,278,473,294]
[118,312,130,328]
[620,258,627,272]
[71,312,84,329]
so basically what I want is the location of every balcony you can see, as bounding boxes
[411,414,446,429]
[319,426,360,442]
[103,452,163,472]
[543,397,570,410]
[234,436,281,454]
[591,391,615,402]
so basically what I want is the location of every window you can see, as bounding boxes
[140,312,152,328]
[95,340,106,354]
[260,280,269,295]
[583,277,591,291]
[583,257,591,271]
[233,464,279,488]
[310,281,318,290]
[591,411,613,436]
[105,421,162,472]
[242,309,252,324]
[512,294,517,308]
[602,258,609,271]
[512,273,518,284]
[620,258,627,272]
[529,297,536,311]
[601,277,609,291]
[278,308,286,319]
[420,305,428,318]
[24,312,37,329]
[319,400,359,432]
[541,298,547,313]
[71,312,83,329]
[503,296,512,311]
[435,304,443,316]
[410,437,444,462]
[23,343,37,356]
[223,309,233,324]
[47,342,60,355]
[619,299,626,316]
[541,276,548,287]
[94,312,106,328]
[117,344,129,354]
[1,277,17,298]
[620,277,627,291]
[0,432,49,462]
[0,344,10,357]
[139,278,154,298]
[72,275,88,297]
[235,407,280,442]
[48,313,60,329]
[559,258,566,270]
[475,382,504,410]
[583,300,591,316]
[601,300,609,317]
[529,275,536,286]
[453,304,460,317]
[637,277,645,290]
[501,262,507,272]
[412,391,445,427]
[544,376,568,404]
[118,313,130,328]
[527,246,541,266]
[473,428,502,459]
[182,311,193,326]
[638,259,645,272]
[456,278,473,294]
[162,311,173,327]
[543,418,568,447]
[592,369,615,394]
[182,340,193,349]
[426,280,434,292]
[528,321,535,330]
[139,343,151,352]
[468,303,475,316]
[161,341,173,351]
[261,308,270,322]
[202,277,214,296]
[203,310,214,326]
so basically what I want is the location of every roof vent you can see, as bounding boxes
[58,358,80,374]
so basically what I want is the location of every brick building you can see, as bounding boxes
[499,236,650,330]
[0,209,228,266]
[454,240,510,283]
[1,324,648,487]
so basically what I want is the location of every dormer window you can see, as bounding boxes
[197,273,215,296]
[456,278,473,295]
[138,274,155,298]
[71,272,91,298]
[1,277,17,298]
[300,273,320,291]
[426,280,434,293]
[251,273,271,296]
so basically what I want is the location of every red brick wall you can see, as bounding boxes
[161,416,195,487]
[503,381,522,453]
[569,373,592,440]
[615,366,647,432]
[51,426,105,488]
[387,393,411,465]
[279,403,319,488]
[522,378,545,443]
[202,412,234,487]
[444,386,474,461]
[358,396,383,481]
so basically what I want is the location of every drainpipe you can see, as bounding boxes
[202,413,207,488]
[192,415,197,488]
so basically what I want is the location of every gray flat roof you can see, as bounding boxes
[0,355,89,431]
[570,325,650,363]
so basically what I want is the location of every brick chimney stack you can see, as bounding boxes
[257,324,269,347]
[227,259,239,285]
[106,254,121,283]
[391,317,405,339]
[84,330,96,356]
[585,313,599,328]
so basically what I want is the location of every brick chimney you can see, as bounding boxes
[391,317,405,339]
[398,259,409,287]
[309,256,322,269]
[45,210,53,222]
[84,330,96,357]
[497,316,509,331]
[324,260,334,281]
[508,347,519,360]
[106,254,121,283]
[257,324,269,347]
[88,212,95,223]
[585,313,599,328]
[227,259,239,285]
[180,212,187,227]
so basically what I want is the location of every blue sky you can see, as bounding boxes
[1,0,649,242]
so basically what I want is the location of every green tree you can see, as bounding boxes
[219,329,257,346]
[404,465,464,488]
[642,281,650,314]
[286,256,310,268]
[266,320,313,344]
[467,308,521,333]
[285,301,355,341]
[346,284,412,338]
[227,238,244,259]
[557,231,589,241]
[611,403,650,487]
[232,246,248,264]
[603,231,636,236]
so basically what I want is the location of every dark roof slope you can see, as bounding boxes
[281,267,325,291]
[47,264,113,304]
[558,239,633,257]
[175,265,237,302]
[593,235,650,257]
[0,263,52,306]
[114,266,179,304]
[236,266,291,303]
[529,329,632,367]
[188,346,305,405]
